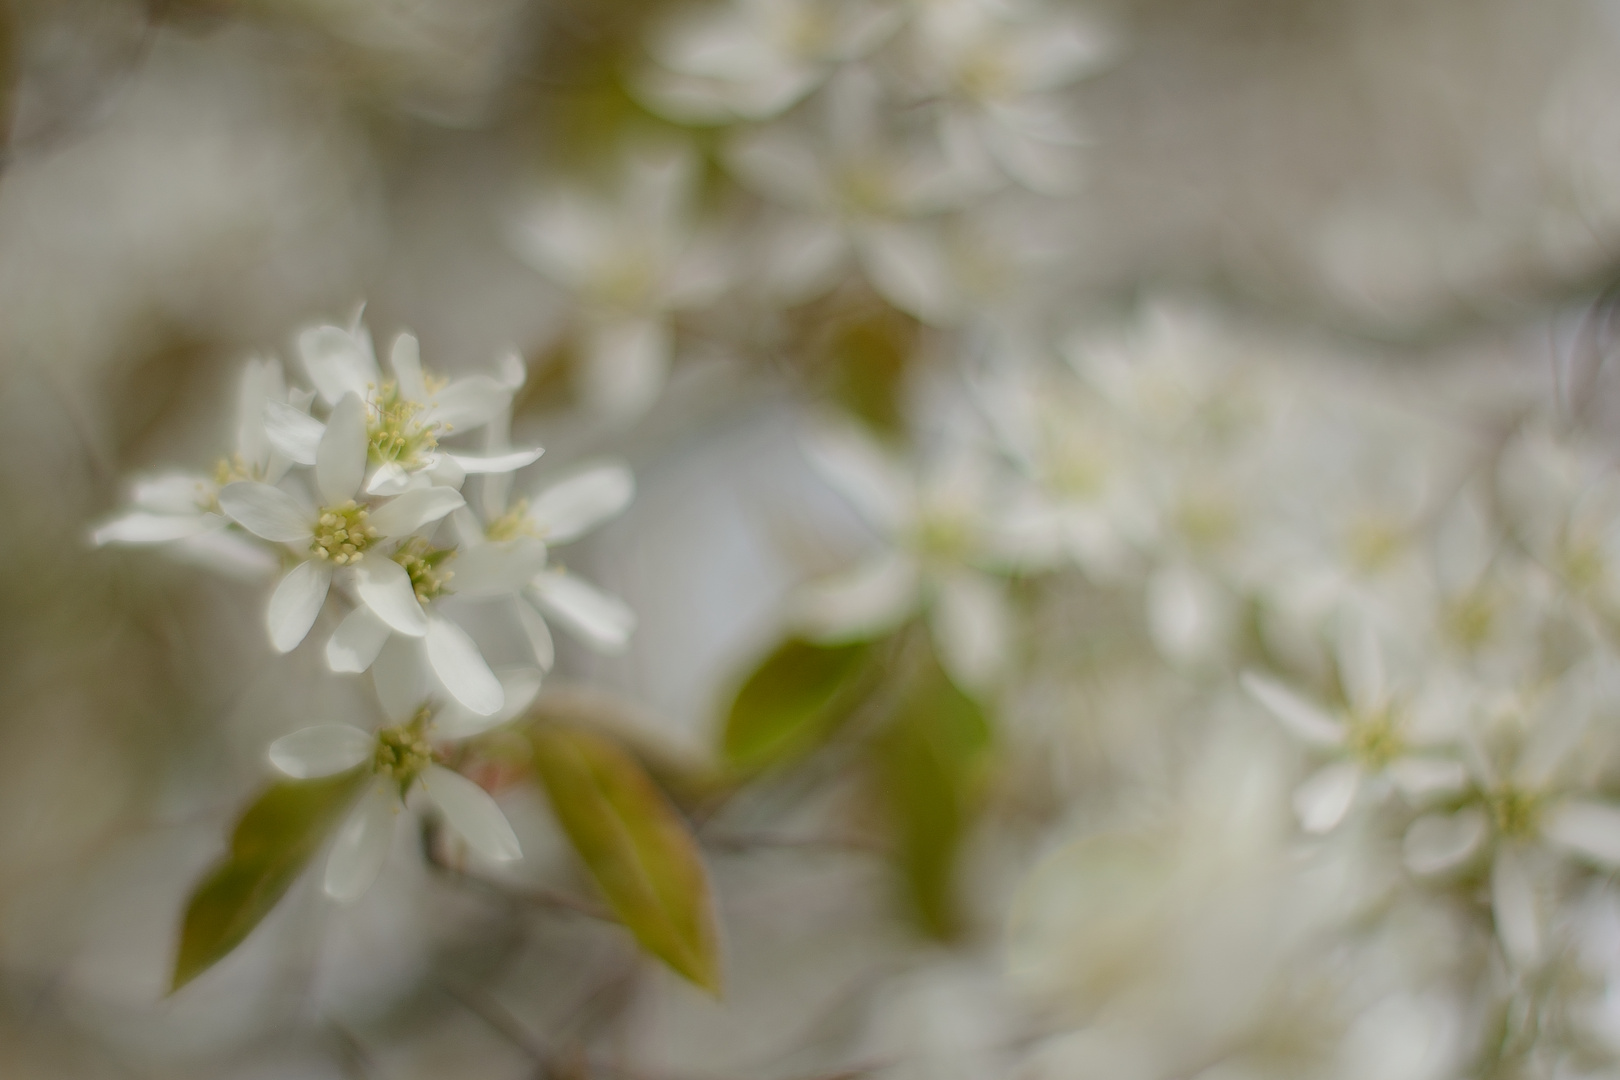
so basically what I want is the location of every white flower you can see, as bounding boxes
[725,67,971,321]
[1242,613,1467,834]
[279,318,539,494]
[794,419,1011,692]
[91,356,296,578]
[635,0,900,122]
[218,391,467,654]
[902,0,1112,193]
[266,670,541,902]
[507,143,729,417]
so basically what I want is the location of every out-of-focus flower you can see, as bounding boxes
[266,670,540,901]
[507,143,729,417]
[793,418,1011,692]
[636,0,901,123]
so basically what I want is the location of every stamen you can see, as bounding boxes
[311,501,379,564]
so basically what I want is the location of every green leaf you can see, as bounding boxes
[530,726,721,993]
[873,649,993,939]
[722,637,875,772]
[171,770,367,992]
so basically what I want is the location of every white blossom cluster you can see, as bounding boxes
[92,315,635,901]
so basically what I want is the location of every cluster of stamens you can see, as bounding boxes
[1345,705,1404,770]
[486,499,538,542]
[312,501,378,564]
[1490,786,1543,840]
[367,381,446,468]
[373,710,436,792]
[393,537,456,602]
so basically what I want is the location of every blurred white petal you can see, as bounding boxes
[930,570,1010,692]
[1240,672,1346,748]
[1492,847,1541,968]
[1544,799,1620,868]
[324,779,397,903]
[436,668,544,739]
[1336,611,1387,716]
[299,324,379,406]
[263,401,323,466]
[447,448,544,474]
[1293,761,1362,833]
[425,617,504,716]
[369,487,465,538]
[373,636,428,725]
[1388,756,1469,799]
[389,331,427,402]
[801,422,914,534]
[92,511,219,545]
[419,765,521,862]
[856,223,954,325]
[515,597,556,671]
[219,482,311,543]
[581,319,670,417]
[316,393,368,506]
[267,561,333,653]
[530,572,636,652]
[527,462,635,544]
[795,551,919,642]
[453,539,548,597]
[432,376,511,430]
[326,605,392,673]
[1403,809,1488,875]
[354,558,429,637]
[268,725,374,779]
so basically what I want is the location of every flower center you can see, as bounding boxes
[392,538,456,602]
[368,381,444,468]
[312,501,378,564]
[1559,533,1607,594]
[487,499,538,542]
[1345,706,1404,770]
[1443,588,1497,651]
[959,44,1015,102]
[374,710,435,792]
[1347,514,1407,573]
[1490,787,1542,840]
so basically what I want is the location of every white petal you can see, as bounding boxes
[1240,672,1347,748]
[299,324,378,406]
[527,463,635,544]
[425,617,505,716]
[1388,756,1469,800]
[581,319,670,417]
[530,572,636,652]
[1336,611,1387,716]
[929,570,1010,692]
[855,223,954,325]
[267,561,333,653]
[452,539,549,597]
[389,331,428,402]
[418,765,521,862]
[317,393,368,505]
[91,511,218,545]
[131,473,212,514]
[235,356,285,471]
[219,482,312,543]
[372,636,428,724]
[1492,847,1541,968]
[326,605,392,672]
[427,453,467,489]
[514,597,556,671]
[1293,761,1362,833]
[368,487,465,538]
[801,423,914,535]
[263,401,323,466]
[447,448,545,474]
[172,530,281,580]
[1403,809,1488,875]
[431,376,511,430]
[1146,564,1222,663]
[794,551,920,642]
[268,724,374,778]
[1544,799,1620,868]
[354,557,428,637]
[365,461,411,496]
[435,668,545,739]
[324,779,398,903]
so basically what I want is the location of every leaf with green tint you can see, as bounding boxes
[530,726,721,993]
[722,637,875,771]
[873,649,993,939]
[172,769,367,992]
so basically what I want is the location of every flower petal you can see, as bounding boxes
[1543,799,1620,868]
[326,605,392,673]
[263,401,323,466]
[435,668,544,739]
[372,636,428,724]
[801,423,914,535]
[794,551,920,642]
[1492,846,1541,968]
[930,570,1010,692]
[1336,612,1387,716]
[452,538,549,597]
[91,511,219,545]
[267,561,333,653]
[299,324,378,406]
[1387,756,1468,800]
[447,448,545,475]
[581,319,670,417]
[530,571,636,652]
[389,331,428,402]
[1240,672,1346,748]
[514,596,556,671]
[425,617,504,716]
[527,462,635,544]
[368,487,465,539]
[1403,809,1487,875]
[219,481,312,543]
[317,392,368,506]
[354,557,428,637]
[1293,761,1362,833]
[324,779,397,902]
[268,724,375,778]
[418,765,521,862]
[431,376,511,430]
[365,461,411,496]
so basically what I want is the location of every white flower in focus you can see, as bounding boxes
[507,143,729,417]
[280,319,539,494]
[217,392,466,654]
[1242,613,1467,834]
[266,671,541,902]
[91,356,297,578]
[726,67,970,320]
[636,0,901,122]
[794,419,1011,693]
[903,0,1112,193]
